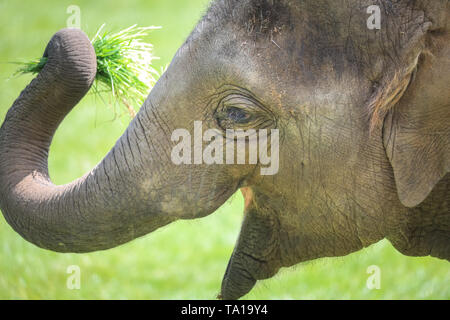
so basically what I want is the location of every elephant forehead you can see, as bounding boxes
[180,6,373,109]
[200,0,292,39]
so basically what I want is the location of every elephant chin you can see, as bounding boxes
[220,204,282,300]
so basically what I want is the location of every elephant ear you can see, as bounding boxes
[381,31,450,208]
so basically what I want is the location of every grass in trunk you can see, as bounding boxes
[13,24,161,117]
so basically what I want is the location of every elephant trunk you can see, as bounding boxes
[0,29,178,252]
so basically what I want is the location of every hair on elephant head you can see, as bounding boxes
[0,0,448,299]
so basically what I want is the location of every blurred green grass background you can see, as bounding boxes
[0,0,448,300]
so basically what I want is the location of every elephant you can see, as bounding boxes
[0,0,449,300]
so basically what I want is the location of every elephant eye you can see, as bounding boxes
[225,107,252,123]
[216,106,254,130]
[213,91,276,131]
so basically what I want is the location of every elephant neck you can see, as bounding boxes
[387,174,450,260]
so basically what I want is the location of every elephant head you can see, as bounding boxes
[0,0,449,299]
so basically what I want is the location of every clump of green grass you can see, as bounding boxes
[90,24,161,116]
[13,24,161,117]
[13,57,49,76]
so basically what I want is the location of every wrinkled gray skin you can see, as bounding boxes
[0,0,449,299]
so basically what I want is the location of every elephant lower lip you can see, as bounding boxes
[212,185,237,207]
[236,177,246,189]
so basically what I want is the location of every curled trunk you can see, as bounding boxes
[0,29,176,252]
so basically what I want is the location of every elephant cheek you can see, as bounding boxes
[219,205,282,300]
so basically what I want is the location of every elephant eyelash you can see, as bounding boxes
[215,96,272,130]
